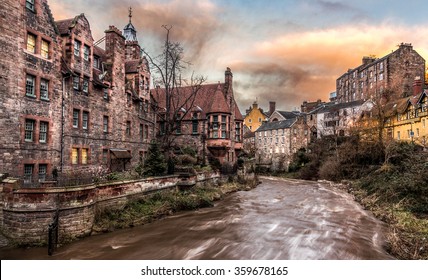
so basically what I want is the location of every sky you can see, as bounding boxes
[50,0,428,112]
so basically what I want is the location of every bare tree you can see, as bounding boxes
[142,26,207,173]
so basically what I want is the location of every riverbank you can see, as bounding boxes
[321,180,428,260]
[93,177,259,234]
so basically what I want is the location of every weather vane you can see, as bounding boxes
[128,7,132,23]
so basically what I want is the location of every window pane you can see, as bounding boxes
[41,40,49,58]
[73,76,79,90]
[74,40,81,56]
[26,0,35,11]
[25,119,34,142]
[27,33,36,53]
[73,109,79,128]
[84,45,90,61]
[26,75,35,97]
[39,164,47,181]
[81,149,88,165]
[72,148,79,164]
[83,78,89,93]
[39,122,48,143]
[103,116,108,132]
[24,164,33,183]
[82,112,88,129]
[40,79,49,100]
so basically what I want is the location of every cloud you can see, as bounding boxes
[230,22,428,111]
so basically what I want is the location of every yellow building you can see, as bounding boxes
[243,101,269,132]
[385,91,428,147]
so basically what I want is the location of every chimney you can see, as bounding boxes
[269,101,276,116]
[413,76,422,96]
[252,101,258,109]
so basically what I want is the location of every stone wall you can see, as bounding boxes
[0,172,219,245]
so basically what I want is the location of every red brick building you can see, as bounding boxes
[0,1,154,183]
[152,68,244,166]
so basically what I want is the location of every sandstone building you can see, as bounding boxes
[152,68,244,167]
[336,43,425,103]
[0,1,154,183]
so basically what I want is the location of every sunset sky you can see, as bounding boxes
[50,0,428,112]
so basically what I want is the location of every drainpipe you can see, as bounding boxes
[60,75,70,173]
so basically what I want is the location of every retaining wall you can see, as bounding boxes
[0,172,220,245]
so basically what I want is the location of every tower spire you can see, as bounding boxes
[123,6,137,42]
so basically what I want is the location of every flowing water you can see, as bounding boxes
[0,177,393,260]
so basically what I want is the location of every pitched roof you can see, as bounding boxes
[55,18,74,35]
[151,83,243,121]
[277,111,301,119]
[256,118,297,132]
[317,100,364,114]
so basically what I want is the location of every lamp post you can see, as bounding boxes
[410,121,414,144]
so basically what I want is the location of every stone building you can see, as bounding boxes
[152,68,244,166]
[255,117,309,172]
[243,101,274,132]
[0,1,154,182]
[315,100,364,138]
[336,43,425,103]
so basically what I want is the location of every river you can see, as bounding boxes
[0,177,393,260]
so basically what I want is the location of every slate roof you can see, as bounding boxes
[277,111,301,119]
[152,83,243,121]
[317,100,364,114]
[256,118,297,132]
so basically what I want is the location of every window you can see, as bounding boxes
[71,148,79,165]
[24,164,34,183]
[73,109,79,128]
[144,125,149,139]
[25,119,35,142]
[81,149,88,165]
[41,39,49,59]
[82,77,89,94]
[38,164,47,181]
[423,119,426,128]
[26,74,36,97]
[416,128,420,137]
[39,121,48,143]
[379,62,383,70]
[74,40,81,56]
[83,45,90,61]
[27,33,36,53]
[379,73,384,81]
[40,79,49,100]
[103,116,109,133]
[26,0,35,11]
[221,115,227,138]
[82,111,89,130]
[397,131,400,140]
[192,120,198,134]
[140,124,144,140]
[127,93,132,106]
[126,121,131,136]
[93,56,100,69]
[103,89,109,100]
[235,122,241,141]
[73,76,80,90]
[212,115,218,138]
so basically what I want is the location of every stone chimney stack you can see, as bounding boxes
[413,76,423,96]
[105,26,126,85]
[269,101,276,116]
